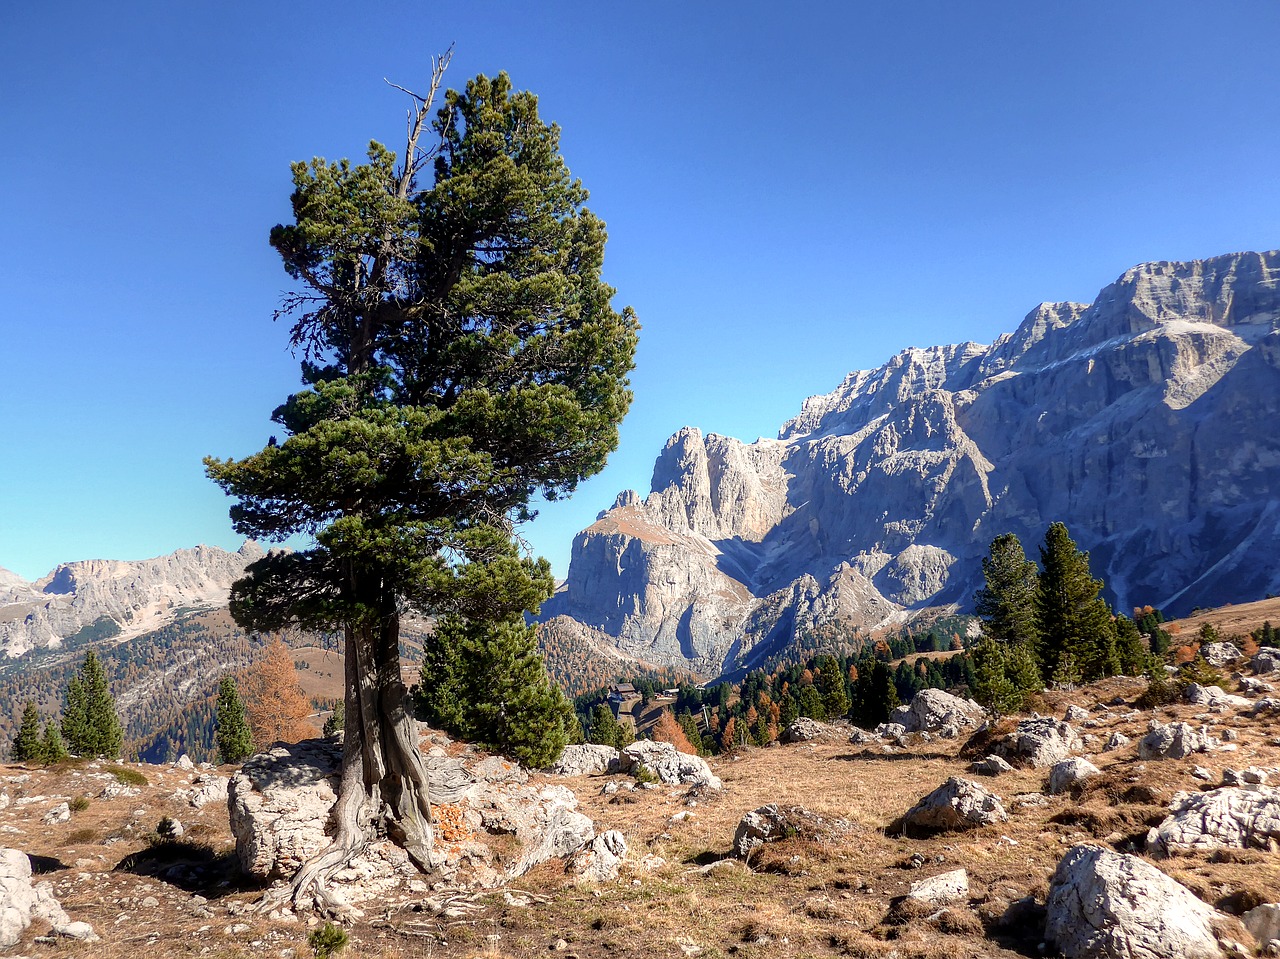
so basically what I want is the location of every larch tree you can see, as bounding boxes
[205,57,637,911]
[652,708,695,755]
[241,638,314,750]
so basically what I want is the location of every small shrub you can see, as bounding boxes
[66,828,97,844]
[633,765,659,785]
[107,766,147,787]
[308,922,349,959]
[69,795,90,813]
[157,817,178,840]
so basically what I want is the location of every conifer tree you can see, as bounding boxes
[677,711,704,755]
[40,720,67,764]
[588,703,624,749]
[322,701,345,739]
[64,651,123,759]
[204,60,638,906]
[1035,522,1119,683]
[61,675,88,755]
[1113,614,1147,676]
[976,533,1042,657]
[652,709,695,755]
[12,701,42,763]
[216,676,255,763]
[814,654,851,720]
[415,613,571,768]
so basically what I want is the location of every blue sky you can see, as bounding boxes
[2,2,1278,582]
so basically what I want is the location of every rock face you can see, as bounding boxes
[1146,786,1280,856]
[546,744,620,777]
[1045,844,1224,959]
[0,847,97,946]
[540,251,1280,677]
[0,541,263,657]
[902,777,1008,833]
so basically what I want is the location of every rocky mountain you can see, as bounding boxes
[0,542,263,658]
[541,250,1280,678]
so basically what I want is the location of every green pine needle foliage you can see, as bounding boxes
[215,677,254,764]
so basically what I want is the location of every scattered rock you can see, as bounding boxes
[0,847,97,946]
[1048,758,1102,796]
[1239,677,1273,695]
[181,774,229,809]
[1137,722,1215,760]
[780,717,833,744]
[733,804,798,858]
[1201,642,1243,667]
[620,742,722,790]
[907,868,969,906]
[1104,732,1131,751]
[567,830,627,883]
[970,755,1014,777]
[1192,766,1214,782]
[902,777,1008,833]
[891,689,986,736]
[1184,683,1251,710]
[1064,705,1090,722]
[41,802,70,825]
[998,717,1082,767]
[1252,648,1280,674]
[1222,768,1270,787]
[1147,786,1280,856]
[546,744,620,777]
[1045,844,1225,959]
[1243,904,1280,949]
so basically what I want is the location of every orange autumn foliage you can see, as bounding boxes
[652,708,696,755]
[242,637,314,749]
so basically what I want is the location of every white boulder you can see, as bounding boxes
[1138,721,1215,760]
[546,744,620,777]
[907,868,969,905]
[1048,757,1102,795]
[892,688,986,735]
[1000,717,1082,767]
[1146,786,1280,856]
[902,777,1007,833]
[621,741,721,789]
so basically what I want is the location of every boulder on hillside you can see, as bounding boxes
[970,755,1014,776]
[0,847,97,947]
[566,830,627,883]
[546,744,620,777]
[1243,904,1280,951]
[1201,642,1243,667]
[902,777,1007,834]
[1104,732,1131,751]
[780,717,834,743]
[1048,757,1102,796]
[1138,721,1216,760]
[620,741,721,789]
[1064,705,1091,722]
[1146,786,1280,857]
[997,717,1082,767]
[891,688,985,736]
[732,804,854,859]
[1252,647,1280,674]
[1183,683,1251,710]
[1045,844,1226,959]
[907,868,969,906]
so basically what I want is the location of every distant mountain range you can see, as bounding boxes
[540,250,1280,679]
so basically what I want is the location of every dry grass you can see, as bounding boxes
[4,671,1278,958]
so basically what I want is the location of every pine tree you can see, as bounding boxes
[216,677,255,763]
[1035,522,1119,683]
[814,654,850,720]
[1113,614,1148,676]
[12,701,43,763]
[62,675,88,755]
[63,651,123,759]
[850,659,900,728]
[242,638,314,749]
[322,701,345,739]
[588,703,623,749]
[975,533,1043,659]
[203,62,638,902]
[40,721,67,764]
[677,712,704,755]
[416,613,571,768]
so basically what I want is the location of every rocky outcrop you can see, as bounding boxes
[998,717,1082,768]
[891,688,986,736]
[780,717,835,743]
[566,830,627,883]
[1048,757,1102,795]
[1146,786,1280,856]
[620,741,722,789]
[1138,721,1216,760]
[1045,844,1225,959]
[541,251,1280,677]
[546,745,620,777]
[0,541,263,657]
[0,847,97,946]
[902,777,1007,833]
[1184,683,1251,710]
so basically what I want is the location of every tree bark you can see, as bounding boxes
[273,611,439,915]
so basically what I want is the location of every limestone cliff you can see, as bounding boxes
[0,542,263,657]
[542,251,1280,677]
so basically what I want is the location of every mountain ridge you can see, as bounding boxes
[541,249,1280,678]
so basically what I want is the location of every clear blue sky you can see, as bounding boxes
[2,2,1278,582]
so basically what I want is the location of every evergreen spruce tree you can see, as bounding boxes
[204,61,638,904]
[12,701,43,763]
[814,654,851,720]
[40,721,67,764]
[322,701,346,739]
[588,703,623,749]
[677,712,704,755]
[850,659,899,728]
[1035,522,1119,683]
[1113,614,1148,676]
[415,613,570,768]
[975,532,1043,664]
[62,675,88,755]
[216,677,255,763]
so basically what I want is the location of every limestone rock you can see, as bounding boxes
[1048,757,1102,795]
[1252,648,1280,674]
[1243,904,1280,949]
[1064,705,1091,722]
[892,688,985,735]
[621,741,722,789]
[1222,767,1270,786]
[546,744,620,777]
[1201,642,1243,667]
[970,755,1014,776]
[1138,721,1216,760]
[506,790,595,877]
[0,847,97,946]
[1184,683,1251,710]
[902,777,1007,833]
[780,717,833,743]
[180,774,229,809]
[1104,732,1131,751]
[1045,844,1224,959]
[731,804,851,859]
[999,717,1082,767]
[907,868,969,906]
[41,802,70,825]
[567,830,627,883]
[1146,786,1280,856]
